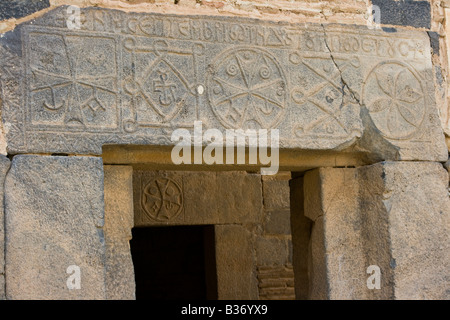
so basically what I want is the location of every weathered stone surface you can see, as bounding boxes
[308,216,328,300]
[0,156,10,300]
[103,165,135,300]
[215,224,258,299]
[0,6,446,161]
[359,161,450,300]
[264,209,291,235]
[304,167,366,300]
[0,277,4,301]
[444,159,450,180]
[0,0,50,21]
[262,179,290,210]
[133,170,262,226]
[371,0,431,29]
[298,162,450,300]
[255,236,288,266]
[4,155,106,300]
[257,265,295,300]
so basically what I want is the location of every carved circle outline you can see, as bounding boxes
[362,60,426,140]
[141,177,183,222]
[206,46,288,129]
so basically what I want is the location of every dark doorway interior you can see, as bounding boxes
[130,225,217,300]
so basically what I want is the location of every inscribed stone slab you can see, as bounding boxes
[0,6,446,161]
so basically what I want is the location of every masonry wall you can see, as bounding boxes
[0,0,449,300]
[131,169,295,300]
[256,173,295,300]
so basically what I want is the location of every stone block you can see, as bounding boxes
[372,0,431,29]
[304,167,367,299]
[0,0,50,20]
[4,155,106,300]
[256,236,288,267]
[104,166,134,240]
[104,242,135,300]
[103,165,135,300]
[134,170,263,226]
[308,216,328,300]
[359,162,450,300]
[215,224,258,299]
[301,162,450,300]
[264,209,291,235]
[0,6,446,162]
[215,171,263,224]
[263,179,290,210]
[0,276,4,301]
[0,156,10,300]
[444,159,450,182]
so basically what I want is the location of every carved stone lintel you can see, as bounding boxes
[0,6,447,160]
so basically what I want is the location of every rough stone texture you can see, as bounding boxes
[103,165,135,300]
[307,215,328,300]
[296,162,450,300]
[0,0,371,35]
[132,168,295,300]
[304,167,366,300]
[133,170,262,226]
[4,155,106,300]
[444,158,450,177]
[0,156,10,300]
[371,0,431,29]
[256,171,294,299]
[255,236,288,267]
[442,5,450,143]
[0,0,50,21]
[359,161,450,300]
[0,6,446,162]
[263,209,291,235]
[215,224,258,300]
[257,265,295,300]
[262,179,290,210]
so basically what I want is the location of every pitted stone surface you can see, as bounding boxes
[0,156,10,300]
[0,0,50,21]
[0,6,446,161]
[4,155,106,300]
[359,161,450,300]
[103,165,135,300]
[300,162,450,300]
[133,170,263,226]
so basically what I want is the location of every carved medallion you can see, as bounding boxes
[363,61,425,140]
[207,47,287,129]
[141,177,183,221]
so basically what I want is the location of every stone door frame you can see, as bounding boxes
[0,5,448,300]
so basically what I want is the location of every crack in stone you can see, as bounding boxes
[321,24,362,108]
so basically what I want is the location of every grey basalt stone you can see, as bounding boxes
[0,0,50,21]
[371,0,431,29]
[4,155,106,300]
[359,161,450,300]
[0,156,11,300]
[0,6,446,161]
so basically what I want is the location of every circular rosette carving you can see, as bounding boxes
[207,47,287,129]
[363,62,426,140]
[141,177,183,221]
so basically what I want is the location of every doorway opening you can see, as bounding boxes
[130,225,217,300]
